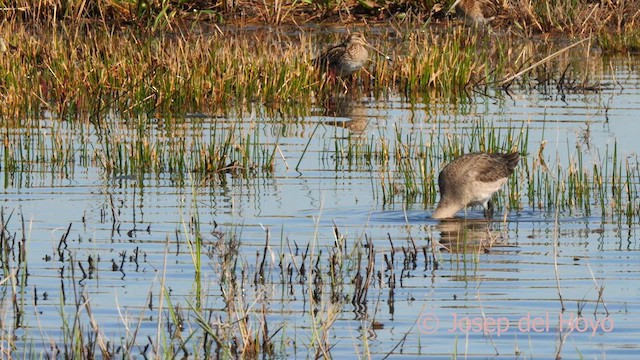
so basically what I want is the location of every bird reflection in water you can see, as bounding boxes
[317,95,370,137]
[434,218,506,254]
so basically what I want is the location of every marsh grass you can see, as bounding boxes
[598,28,640,53]
[0,23,320,120]
[4,0,640,38]
[2,112,277,185]
[0,18,623,122]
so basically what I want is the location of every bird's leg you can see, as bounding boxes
[338,77,349,93]
[483,199,494,220]
[361,67,374,80]
[319,72,336,91]
[483,221,498,251]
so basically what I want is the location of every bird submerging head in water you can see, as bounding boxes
[432,152,520,219]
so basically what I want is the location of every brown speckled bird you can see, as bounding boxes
[313,32,369,78]
[432,152,520,219]
[449,0,499,27]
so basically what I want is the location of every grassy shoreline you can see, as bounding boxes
[0,21,626,120]
[2,0,639,34]
[0,2,638,121]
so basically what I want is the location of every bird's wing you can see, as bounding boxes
[472,155,514,183]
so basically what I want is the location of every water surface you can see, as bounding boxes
[1,37,639,359]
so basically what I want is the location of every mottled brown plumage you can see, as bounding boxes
[313,32,369,77]
[433,152,519,219]
[449,0,499,26]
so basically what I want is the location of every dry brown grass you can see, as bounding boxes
[1,0,639,35]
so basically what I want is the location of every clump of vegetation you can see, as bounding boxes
[598,28,640,53]
[0,19,610,122]
[2,0,639,36]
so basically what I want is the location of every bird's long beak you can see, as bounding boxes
[448,0,462,13]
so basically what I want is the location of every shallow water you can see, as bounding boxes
[1,37,640,359]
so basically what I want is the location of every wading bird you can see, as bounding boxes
[432,151,520,219]
[449,0,499,27]
[313,32,370,78]
[313,32,391,79]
